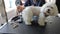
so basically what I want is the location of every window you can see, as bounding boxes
[4,0,16,12]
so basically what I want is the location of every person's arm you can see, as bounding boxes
[24,0,29,7]
[37,0,45,6]
[24,0,32,7]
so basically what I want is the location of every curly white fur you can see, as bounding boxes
[22,2,58,26]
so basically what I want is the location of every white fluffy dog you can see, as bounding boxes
[22,2,58,26]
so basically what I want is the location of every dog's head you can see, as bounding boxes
[41,2,58,17]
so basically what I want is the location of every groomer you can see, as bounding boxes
[24,0,45,7]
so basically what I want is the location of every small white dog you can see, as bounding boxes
[22,2,58,26]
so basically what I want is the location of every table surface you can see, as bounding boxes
[0,16,60,34]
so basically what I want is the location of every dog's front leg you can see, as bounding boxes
[22,11,33,25]
[38,13,45,26]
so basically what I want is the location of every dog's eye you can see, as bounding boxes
[51,7,53,9]
[47,9,50,13]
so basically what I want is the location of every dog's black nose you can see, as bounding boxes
[47,9,50,13]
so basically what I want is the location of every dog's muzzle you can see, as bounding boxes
[44,13,49,17]
[44,9,50,17]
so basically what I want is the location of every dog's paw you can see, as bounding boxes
[39,24,45,26]
[39,22,47,27]
[25,22,32,25]
[39,23,46,28]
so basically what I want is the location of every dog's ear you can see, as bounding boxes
[45,0,56,4]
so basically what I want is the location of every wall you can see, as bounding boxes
[0,0,6,26]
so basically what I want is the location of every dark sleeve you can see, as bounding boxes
[24,0,32,7]
[39,0,45,6]
[15,0,22,6]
